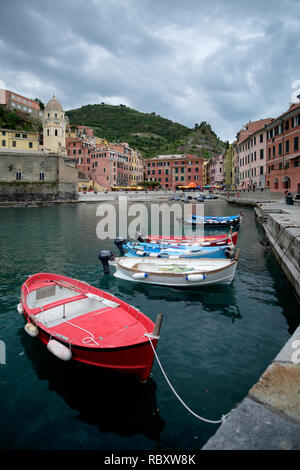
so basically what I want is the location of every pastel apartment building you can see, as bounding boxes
[265,101,300,193]
[0,89,43,120]
[89,142,144,189]
[207,153,224,187]
[237,118,272,189]
[145,154,203,189]
[0,128,40,151]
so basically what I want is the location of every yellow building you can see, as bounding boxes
[129,149,144,186]
[202,160,209,186]
[223,144,233,190]
[0,128,40,151]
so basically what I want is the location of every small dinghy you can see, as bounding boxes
[124,241,232,259]
[113,251,240,287]
[18,273,163,382]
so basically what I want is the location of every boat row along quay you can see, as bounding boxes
[219,191,300,300]
[199,195,300,450]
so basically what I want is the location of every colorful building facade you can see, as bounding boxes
[236,119,272,189]
[223,144,233,190]
[88,142,144,189]
[145,154,203,189]
[265,102,300,193]
[207,153,224,187]
[0,128,40,151]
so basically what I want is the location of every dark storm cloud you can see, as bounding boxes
[1,0,300,141]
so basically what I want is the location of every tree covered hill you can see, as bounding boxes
[66,103,226,159]
[0,107,42,133]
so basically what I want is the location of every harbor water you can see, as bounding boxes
[0,198,299,450]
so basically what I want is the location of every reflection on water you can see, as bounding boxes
[115,278,242,323]
[20,329,165,443]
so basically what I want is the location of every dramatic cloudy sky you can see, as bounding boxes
[1,0,300,141]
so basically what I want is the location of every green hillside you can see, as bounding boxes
[66,103,226,159]
[0,107,42,133]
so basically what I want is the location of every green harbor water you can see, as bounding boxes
[0,198,299,450]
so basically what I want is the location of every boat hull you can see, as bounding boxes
[145,232,239,247]
[125,244,230,259]
[23,309,157,381]
[114,257,237,287]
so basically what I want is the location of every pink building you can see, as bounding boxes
[265,101,300,193]
[76,126,94,138]
[207,153,224,186]
[90,142,143,189]
[236,119,272,189]
[67,136,93,176]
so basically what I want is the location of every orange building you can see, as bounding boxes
[145,154,203,189]
[265,102,300,193]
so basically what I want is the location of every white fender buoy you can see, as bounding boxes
[17,303,23,314]
[136,250,145,256]
[132,272,148,279]
[185,274,206,281]
[24,323,38,337]
[47,339,72,361]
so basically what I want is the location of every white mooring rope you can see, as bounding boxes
[146,334,230,424]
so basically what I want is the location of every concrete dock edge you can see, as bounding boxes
[202,326,300,450]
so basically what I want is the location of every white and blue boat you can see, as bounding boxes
[113,254,239,287]
[123,241,232,259]
[185,214,241,226]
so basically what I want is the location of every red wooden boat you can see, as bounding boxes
[143,231,239,247]
[18,273,163,382]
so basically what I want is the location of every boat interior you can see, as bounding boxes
[26,283,120,328]
[120,257,231,271]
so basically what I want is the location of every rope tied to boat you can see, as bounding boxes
[65,321,99,345]
[145,334,231,425]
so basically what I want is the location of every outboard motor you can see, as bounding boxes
[224,248,235,259]
[98,250,114,274]
[114,237,127,256]
[135,230,144,242]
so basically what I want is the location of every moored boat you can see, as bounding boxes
[18,273,163,382]
[185,214,241,226]
[113,252,240,287]
[138,230,239,247]
[124,241,232,259]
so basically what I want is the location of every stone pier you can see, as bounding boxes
[202,325,300,450]
[201,200,300,450]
